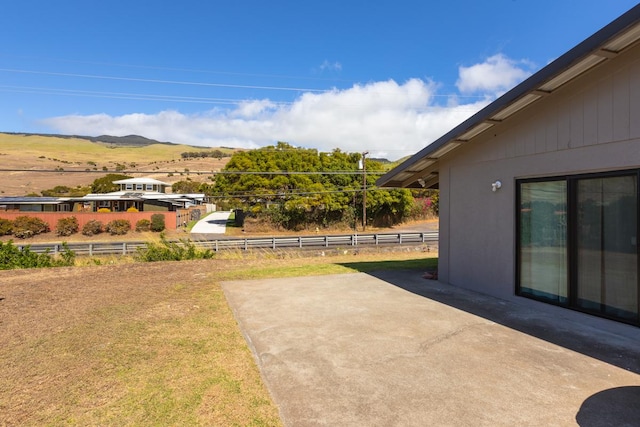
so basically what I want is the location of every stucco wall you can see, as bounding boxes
[0,211,177,232]
[438,42,640,300]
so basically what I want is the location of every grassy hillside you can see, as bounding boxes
[0,133,235,196]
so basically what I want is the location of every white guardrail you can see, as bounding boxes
[18,231,438,256]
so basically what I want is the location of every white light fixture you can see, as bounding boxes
[492,180,502,192]
[604,23,640,52]
[458,122,494,141]
[430,142,461,158]
[538,55,605,92]
[491,94,541,121]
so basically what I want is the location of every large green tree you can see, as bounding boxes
[213,142,414,230]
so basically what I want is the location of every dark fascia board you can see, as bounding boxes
[0,197,64,204]
[377,4,640,188]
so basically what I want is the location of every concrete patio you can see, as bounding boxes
[222,269,640,426]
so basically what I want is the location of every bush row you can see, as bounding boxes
[0,214,166,239]
[0,241,75,270]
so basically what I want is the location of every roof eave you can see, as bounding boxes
[377,4,640,188]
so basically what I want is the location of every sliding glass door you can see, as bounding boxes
[519,180,567,303]
[575,176,638,321]
[517,171,639,325]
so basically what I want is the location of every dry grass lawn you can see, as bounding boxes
[0,251,437,426]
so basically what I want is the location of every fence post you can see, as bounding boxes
[273,237,276,250]
[89,243,93,256]
[399,233,402,244]
[299,236,302,248]
[244,239,248,251]
[123,242,127,255]
[324,235,328,247]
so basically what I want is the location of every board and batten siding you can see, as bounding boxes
[461,42,640,166]
[436,41,640,299]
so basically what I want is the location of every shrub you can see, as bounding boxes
[97,208,111,213]
[126,206,139,212]
[56,217,79,236]
[0,240,75,270]
[106,219,131,235]
[12,216,50,239]
[135,218,151,232]
[82,220,103,236]
[135,235,214,262]
[150,214,166,232]
[0,218,13,236]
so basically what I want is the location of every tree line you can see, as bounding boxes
[180,149,231,159]
[208,142,429,230]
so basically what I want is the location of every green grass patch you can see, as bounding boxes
[339,256,438,273]
[215,252,437,281]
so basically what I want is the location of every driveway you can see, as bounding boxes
[222,270,640,426]
[190,211,232,234]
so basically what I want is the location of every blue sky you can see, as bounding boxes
[1,1,638,159]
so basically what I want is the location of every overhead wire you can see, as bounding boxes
[0,62,491,107]
[0,168,385,175]
[0,85,294,106]
[0,68,329,93]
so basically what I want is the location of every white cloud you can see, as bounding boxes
[319,60,342,72]
[456,54,534,95]
[41,54,531,160]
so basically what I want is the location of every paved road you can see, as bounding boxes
[190,211,232,234]
[223,270,640,426]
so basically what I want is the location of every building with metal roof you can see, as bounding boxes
[378,5,640,327]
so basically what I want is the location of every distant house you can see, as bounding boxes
[0,197,72,212]
[377,6,640,326]
[112,177,170,193]
[79,178,205,212]
[0,177,206,213]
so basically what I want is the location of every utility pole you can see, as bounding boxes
[359,151,369,231]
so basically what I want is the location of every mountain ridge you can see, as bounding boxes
[0,132,177,147]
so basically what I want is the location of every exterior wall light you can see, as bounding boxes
[492,180,502,192]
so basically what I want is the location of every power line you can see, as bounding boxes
[0,83,487,112]
[0,168,386,175]
[206,187,400,200]
[0,67,491,100]
[0,54,356,83]
[0,85,293,106]
[0,68,328,93]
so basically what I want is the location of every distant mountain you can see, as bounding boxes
[369,157,392,164]
[0,132,176,147]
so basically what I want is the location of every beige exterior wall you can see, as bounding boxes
[438,43,640,299]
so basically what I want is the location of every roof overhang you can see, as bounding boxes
[0,197,68,205]
[377,4,640,189]
[112,178,170,186]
